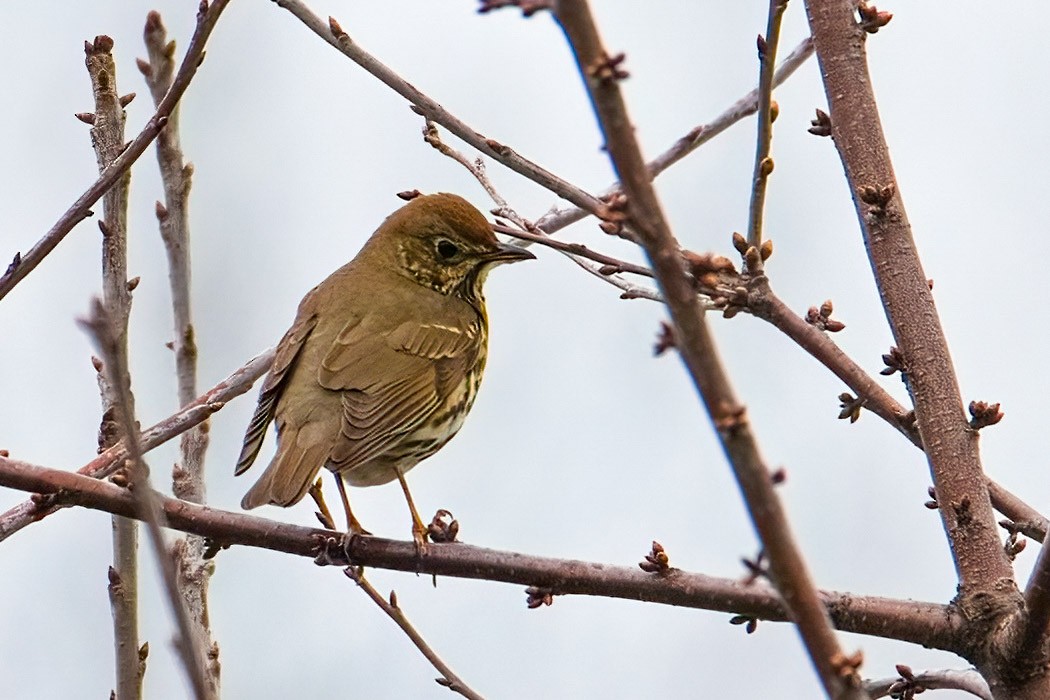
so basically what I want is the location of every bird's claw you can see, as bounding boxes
[427,509,460,543]
[312,533,354,567]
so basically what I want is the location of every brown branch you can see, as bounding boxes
[803,0,1014,597]
[550,2,866,697]
[0,0,231,303]
[805,1,1043,694]
[535,36,815,234]
[0,348,274,542]
[80,301,212,700]
[746,0,788,255]
[270,0,606,221]
[83,34,141,700]
[419,117,664,300]
[0,456,963,653]
[345,568,486,700]
[138,12,219,694]
[1017,541,1050,673]
[864,667,991,700]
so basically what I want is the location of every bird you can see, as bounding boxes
[234,192,534,547]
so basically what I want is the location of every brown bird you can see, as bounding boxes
[235,193,533,545]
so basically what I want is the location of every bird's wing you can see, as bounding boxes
[319,317,478,470]
[235,312,319,476]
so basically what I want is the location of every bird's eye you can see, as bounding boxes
[436,239,460,260]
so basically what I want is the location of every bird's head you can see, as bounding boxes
[372,193,534,300]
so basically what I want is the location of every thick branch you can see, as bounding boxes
[803,0,1012,592]
[550,2,866,696]
[0,456,963,652]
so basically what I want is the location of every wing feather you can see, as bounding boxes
[320,319,479,472]
[234,313,319,476]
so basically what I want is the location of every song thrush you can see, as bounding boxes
[235,192,533,545]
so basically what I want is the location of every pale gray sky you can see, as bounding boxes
[2,2,1046,698]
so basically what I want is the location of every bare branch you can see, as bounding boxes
[0,0,231,302]
[535,36,815,234]
[270,0,606,220]
[139,11,219,694]
[804,0,1013,592]
[746,0,789,258]
[345,568,485,700]
[79,301,212,700]
[0,349,274,541]
[864,666,991,700]
[83,33,141,700]
[550,1,866,696]
[0,456,963,653]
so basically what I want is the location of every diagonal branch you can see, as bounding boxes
[549,1,867,696]
[0,0,231,303]
[803,0,1013,594]
[80,301,212,700]
[0,348,274,541]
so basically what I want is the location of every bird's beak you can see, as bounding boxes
[483,242,536,265]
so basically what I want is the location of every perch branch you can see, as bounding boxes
[0,455,963,653]
[0,348,274,541]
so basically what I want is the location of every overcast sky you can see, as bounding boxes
[2,2,1047,698]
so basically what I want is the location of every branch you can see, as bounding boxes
[864,666,991,700]
[0,456,963,653]
[0,0,231,302]
[80,301,212,700]
[0,348,274,541]
[803,0,1012,593]
[549,2,867,696]
[83,34,141,700]
[270,0,606,220]
[139,11,219,695]
[345,568,485,700]
[746,0,789,256]
[535,36,814,234]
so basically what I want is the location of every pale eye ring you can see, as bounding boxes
[436,239,460,260]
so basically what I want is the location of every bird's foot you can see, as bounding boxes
[312,532,358,567]
[427,509,460,543]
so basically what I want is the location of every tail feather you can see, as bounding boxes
[240,424,332,509]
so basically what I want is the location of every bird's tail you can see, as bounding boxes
[240,423,331,509]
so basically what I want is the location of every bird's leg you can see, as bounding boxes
[396,469,429,553]
[307,478,337,530]
[335,473,371,536]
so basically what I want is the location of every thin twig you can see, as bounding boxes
[80,301,212,700]
[270,0,608,221]
[863,667,991,700]
[0,455,964,653]
[0,348,273,541]
[139,11,219,694]
[535,36,814,234]
[421,119,664,301]
[83,34,142,700]
[549,2,865,696]
[345,568,486,700]
[0,0,231,302]
[746,0,789,256]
